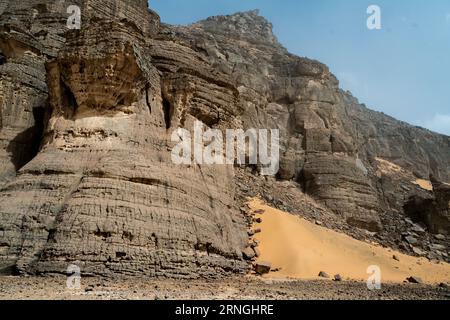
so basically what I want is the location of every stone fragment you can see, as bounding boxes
[255,262,272,275]
[333,274,343,282]
[430,244,446,251]
[242,247,256,260]
[318,271,330,278]
[412,247,426,256]
[406,276,423,284]
[405,236,418,245]
[435,234,446,240]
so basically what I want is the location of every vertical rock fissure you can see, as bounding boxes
[162,96,172,129]
[145,84,152,113]
[29,107,45,163]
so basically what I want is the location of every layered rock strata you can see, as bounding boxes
[0,3,449,276]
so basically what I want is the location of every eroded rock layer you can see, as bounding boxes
[0,0,247,277]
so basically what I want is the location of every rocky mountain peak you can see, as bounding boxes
[192,9,279,45]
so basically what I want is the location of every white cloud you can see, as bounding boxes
[420,114,450,136]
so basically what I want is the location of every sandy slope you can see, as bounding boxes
[249,199,450,284]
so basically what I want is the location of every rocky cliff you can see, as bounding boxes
[0,1,449,277]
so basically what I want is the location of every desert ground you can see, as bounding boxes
[0,275,449,300]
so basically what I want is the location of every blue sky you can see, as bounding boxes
[151,0,450,136]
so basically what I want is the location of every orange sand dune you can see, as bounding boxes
[249,199,450,284]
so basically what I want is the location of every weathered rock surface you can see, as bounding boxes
[0,2,449,277]
[172,10,450,234]
[0,1,247,277]
[404,177,450,235]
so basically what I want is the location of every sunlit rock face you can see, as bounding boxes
[0,2,449,276]
[0,0,247,277]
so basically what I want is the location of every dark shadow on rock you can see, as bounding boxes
[6,107,45,171]
[0,264,20,276]
[162,95,173,129]
[0,53,6,65]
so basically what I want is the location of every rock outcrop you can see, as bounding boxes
[0,0,247,277]
[404,177,450,235]
[0,2,449,276]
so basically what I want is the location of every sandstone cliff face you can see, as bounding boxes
[0,2,449,277]
[0,0,247,277]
